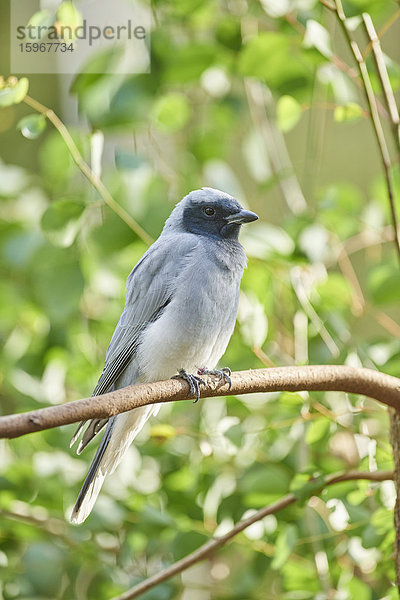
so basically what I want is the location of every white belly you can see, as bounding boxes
[137,293,237,382]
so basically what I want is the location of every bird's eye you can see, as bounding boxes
[203,206,215,217]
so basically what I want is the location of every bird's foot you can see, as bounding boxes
[172,369,206,403]
[197,367,232,391]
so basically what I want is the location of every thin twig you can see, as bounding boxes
[0,507,77,549]
[319,0,335,9]
[363,9,400,60]
[290,269,340,357]
[377,8,400,41]
[368,305,400,340]
[362,12,400,153]
[252,346,276,367]
[23,95,153,246]
[1,366,399,439]
[110,470,394,600]
[322,1,400,263]
[343,225,394,255]
[335,239,366,315]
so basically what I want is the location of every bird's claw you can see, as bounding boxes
[197,367,232,391]
[173,367,232,403]
[172,369,206,403]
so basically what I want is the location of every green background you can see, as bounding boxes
[0,0,399,598]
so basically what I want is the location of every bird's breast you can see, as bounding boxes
[137,261,241,381]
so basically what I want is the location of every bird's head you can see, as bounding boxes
[165,188,258,240]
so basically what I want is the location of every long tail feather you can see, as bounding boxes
[70,417,116,524]
[70,405,159,524]
[70,420,86,448]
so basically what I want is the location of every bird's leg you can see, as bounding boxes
[197,367,232,391]
[172,369,206,403]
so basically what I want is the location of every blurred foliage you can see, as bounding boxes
[1,0,400,599]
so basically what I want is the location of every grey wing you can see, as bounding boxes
[71,234,196,453]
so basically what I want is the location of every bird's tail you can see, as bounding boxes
[70,405,158,524]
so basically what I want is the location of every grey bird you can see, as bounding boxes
[70,187,258,524]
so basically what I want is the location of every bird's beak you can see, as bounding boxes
[225,209,259,224]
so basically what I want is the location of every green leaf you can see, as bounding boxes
[239,33,313,93]
[141,505,175,529]
[27,8,55,35]
[17,114,47,140]
[346,577,372,600]
[318,182,364,238]
[290,473,327,502]
[306,418,330,444]
[241,464,293,496]
[70,47,124,97]
[216,18,242,51]
[369,264,400,306]
[90,207,136,252]
[30,244,84,322]
[165,44,215,83]
[115,151,146,171]
[0,77,29,107]
[151,93,191,133]
[150,423,177,442]
[282,559,320,593]
[345,0,389,16]
[224,423,243,447]
[271,524,298,570]
[23,543,64,596]
[334,102,364,122]
[276,95,302,132]
[303,20,332,58]
[383,352,400,378]
[39,130,74,188]
[362,523,384,548]
[279,392,305,407]
[165,466,197,491]
[41,198,85,232]
[41,198,85,247]
[315,273,353,312]
[127,584,174,600]
[371,507,396,535]
[56,1,83,39]
[172,531,209,560]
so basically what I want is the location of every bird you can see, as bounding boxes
[70,187,258,524]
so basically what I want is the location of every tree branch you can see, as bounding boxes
[0,366,399,439]
[110,470,394,600]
